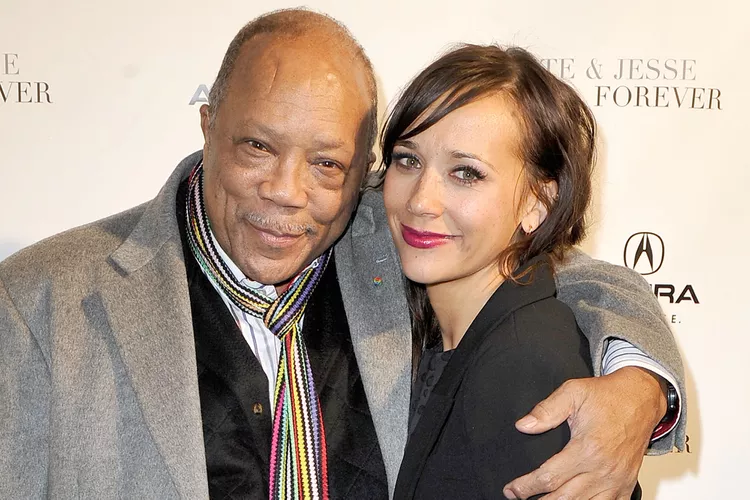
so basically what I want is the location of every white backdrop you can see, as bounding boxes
[2,1,749,497]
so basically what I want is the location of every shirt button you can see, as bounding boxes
[253,403,263,415]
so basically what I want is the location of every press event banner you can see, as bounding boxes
[1,1,747,498]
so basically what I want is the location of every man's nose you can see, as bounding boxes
[258,154,309,209]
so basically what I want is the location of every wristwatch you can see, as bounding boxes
[660,383,679,423]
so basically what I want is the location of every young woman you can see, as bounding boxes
[381,45,640,499]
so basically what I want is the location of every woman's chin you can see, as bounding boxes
[402,266,443,287]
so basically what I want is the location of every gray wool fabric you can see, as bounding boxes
[555,248,686,455]
[0,151,685,499]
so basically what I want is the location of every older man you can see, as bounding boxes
[0,9,683,500]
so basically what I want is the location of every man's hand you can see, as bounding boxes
[503,367,667,500]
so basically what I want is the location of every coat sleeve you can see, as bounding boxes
[0,276,50,498]
[553,247,686,453]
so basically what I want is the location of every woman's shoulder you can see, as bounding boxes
[512,295,583,345]
[470,295,592,382]
[471,257,583,350]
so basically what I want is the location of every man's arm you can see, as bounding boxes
[0,276,50,498]
[554,248,685,449]
[601,338,682,443]
[503,248,686,500]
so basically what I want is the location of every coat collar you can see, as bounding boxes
[459,255,556,355]
[108,151,201,275]
[334,189,413,495]
[100,151,209,498]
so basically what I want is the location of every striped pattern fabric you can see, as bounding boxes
[186,163,330,500]
[602,338,681,440]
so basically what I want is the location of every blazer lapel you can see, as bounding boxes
[334,190,412,494]
[393,391,455,500]
[394,256,558,499]
[99,151,209,498]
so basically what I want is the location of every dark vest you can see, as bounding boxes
[176,181,388,500]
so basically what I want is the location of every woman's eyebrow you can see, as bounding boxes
[451,150,494,169]
[394,139,419,150]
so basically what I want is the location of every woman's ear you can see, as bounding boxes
[520,180,558,234]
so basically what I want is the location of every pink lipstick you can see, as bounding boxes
[401,224,456,249]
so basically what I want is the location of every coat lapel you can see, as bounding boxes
[302,256,389,498]
[99,151,209,498]
[334,190,412,495]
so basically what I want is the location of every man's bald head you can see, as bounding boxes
[208,8,378,149]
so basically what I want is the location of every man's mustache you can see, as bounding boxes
[241,212,316,236]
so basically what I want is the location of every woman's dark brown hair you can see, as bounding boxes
[377,44,596,359]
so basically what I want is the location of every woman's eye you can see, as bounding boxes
[453,167,485,183]
[393,154,419,169]
[455,169,477,181]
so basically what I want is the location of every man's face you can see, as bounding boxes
[200,36,373,285]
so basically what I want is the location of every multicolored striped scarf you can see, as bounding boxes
[185,163,330,500]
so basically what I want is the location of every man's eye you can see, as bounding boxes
[247,140,268,152]
[318,160,339,169]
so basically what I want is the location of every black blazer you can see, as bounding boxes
[395,256,622,500]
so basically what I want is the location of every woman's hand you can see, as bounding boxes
[502,367,667,500]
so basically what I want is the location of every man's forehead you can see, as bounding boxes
[233,34,368,102]
[239,116,354,151]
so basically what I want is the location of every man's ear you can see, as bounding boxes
[520,180,558,234]
[367,151,377,170]
[358,152,379,191]
[200,104,211,146]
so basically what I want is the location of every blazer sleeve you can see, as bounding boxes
[462,303,594,500]
[554,248,686,454]
[0,276,50,498]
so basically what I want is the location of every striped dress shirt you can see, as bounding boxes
[206,232,284,416]
[602,339,681,440]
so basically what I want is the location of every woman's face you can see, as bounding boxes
[384,94,533,288]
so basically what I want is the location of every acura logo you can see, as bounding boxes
[623,232,665,276]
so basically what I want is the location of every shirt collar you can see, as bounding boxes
[207,229,277,299]
[208,227,324,300]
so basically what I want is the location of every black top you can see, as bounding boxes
[396,256,605,500]
[409,345,453,436]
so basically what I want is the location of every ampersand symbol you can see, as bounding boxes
[586,58,602,80]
